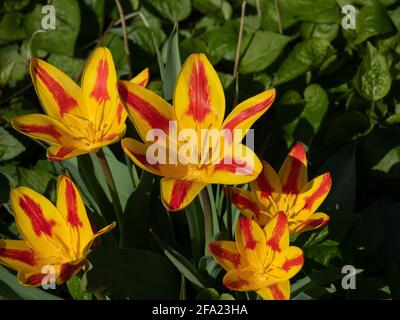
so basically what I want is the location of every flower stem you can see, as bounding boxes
[96,149,124,246]
[199,188,214,254]
[115,0,133,77]
[274,0,283,34]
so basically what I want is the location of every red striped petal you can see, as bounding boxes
[19,195,56,237]
[34,64,78,116]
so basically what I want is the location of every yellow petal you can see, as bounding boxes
[130,68,150,87]
[82,222,116,256]
[118,80,175,141]
[235,217,266,269]
[46,145,89,161]
[264,212,289,253]
[279,142,308,194]
[160,178,206,211]
[57,259,87,284]
[222,88,275,143]
[292,212,330,234]
[250,160,282,207]
[270,246,304,280]
[296,173,332,219]
[223,269,265,291]
[208,241,244,271]
[110,68,151,132]
[174,54,225,133]
[122,138,188,179]
[257,280,290,300]
[81,47,117,119]
[30,58,83,120]
[230,187,261,220]
[56,176,93,258]
[11,114,74,145]
[206,144,262,184]
[10,187,71,258]
[0,240,37,271]
[18,266,59,287]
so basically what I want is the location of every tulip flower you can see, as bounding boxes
[118,53,275,211]
[11,47,149,161]
[231,142,332,234]
[209,213,303,300]
[0,175,115,286]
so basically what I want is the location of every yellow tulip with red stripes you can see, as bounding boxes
[0,176,115,287]
[11,47,149,161]
[209,213,303,300]
[118,53,276,211]
[231,142,332,234]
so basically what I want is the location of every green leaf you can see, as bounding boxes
[260,0,339,32]
[93,147,134,210]
[0,13,26,41]
[85,247,180,299]
[123,25,166,55]
[47,54,85,79]
[389,6,400,31]
[76,155,114,224]
[281,0,340,24]
[0,170,11,203]
[196,288,220,300]
[300,22,339,42]
[193,0,222,14]
[239,31,292,74]
[317,142,357,212]
[163,24,181,101]
[205,21,251,62]
[0,60,15,89]
[304,241,342,267]
[18,160,54,194]
[3,0,30,11]
[147,0,191,22]
[273,38,335,85]
[348,206,384,258]
[354,42,392,101]
[185,199,205,264]
[0,266,62,300]
[0,44,27,86]
[80,0,105,41]
[291,268,343,298]
[67,276,92,300]
[0,127,25,161]
[122,172,153,249]
[24,0,81,56]
[150,230,210,289]
[278,84,329,145]
[323,111,369,145]
[361,127,400,178]
[354,3,394,45]
[193,0,232,20]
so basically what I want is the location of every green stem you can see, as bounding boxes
[226,186,233,240]
[199,188,214,254]
[96,149,124,246]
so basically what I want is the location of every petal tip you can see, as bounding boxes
[289,142,307,166]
